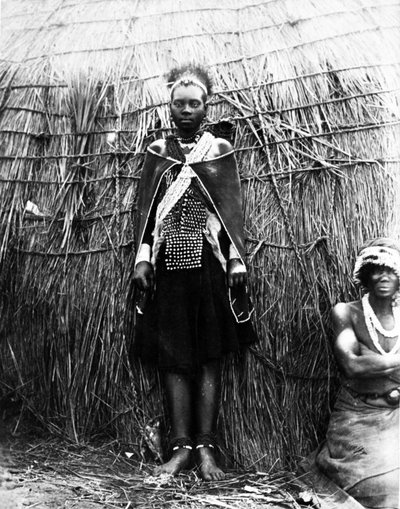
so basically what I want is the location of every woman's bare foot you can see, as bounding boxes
[153,448,191,476]
[197,447,225,481]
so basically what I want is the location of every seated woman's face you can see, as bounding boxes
[170,85,206,132]
[367,266,399,298]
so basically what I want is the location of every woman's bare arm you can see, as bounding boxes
[332,302,400,378]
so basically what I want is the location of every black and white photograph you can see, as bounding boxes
[0,1,399,507]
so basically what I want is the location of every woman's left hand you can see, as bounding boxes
[228,258,247,287]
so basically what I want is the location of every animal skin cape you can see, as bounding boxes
[136,148,246,263]
[135,148,251,322]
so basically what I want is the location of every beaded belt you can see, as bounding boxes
[346,386,400,406]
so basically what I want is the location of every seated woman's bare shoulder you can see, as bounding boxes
[332,301,349,317]
[209,137,234,158]
[148,139,167,157]
[332,300,360,326]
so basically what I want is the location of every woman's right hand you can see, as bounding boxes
[133,261,154,291]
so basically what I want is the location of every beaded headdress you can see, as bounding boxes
[170,77,208,97]
[353,245,400,285]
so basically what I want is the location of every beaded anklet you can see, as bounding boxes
[195,433,217,450]
[170,437,193,452]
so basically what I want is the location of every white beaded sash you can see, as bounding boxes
[151,132,214,266]
[155,132,213,223]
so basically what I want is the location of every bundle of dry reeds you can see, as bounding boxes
[0,0,399,469]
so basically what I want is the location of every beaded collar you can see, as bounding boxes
[177,132,202,144]
[362,293,400,355]
[166,130,203,162]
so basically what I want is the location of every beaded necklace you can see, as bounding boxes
[177,132,201,144]
[362,293,400,355]
[166,131,203,162]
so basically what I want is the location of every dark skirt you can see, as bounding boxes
[133,242,255,374]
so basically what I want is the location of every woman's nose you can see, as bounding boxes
[379,269,390,279]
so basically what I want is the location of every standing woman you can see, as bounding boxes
[133,65,254,480]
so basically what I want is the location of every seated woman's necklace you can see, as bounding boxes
[362,293,400,354]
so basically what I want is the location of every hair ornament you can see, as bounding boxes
[170,76,208,97]
[353,245,400,285]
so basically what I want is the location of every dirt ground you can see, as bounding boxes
[0,423,316,509]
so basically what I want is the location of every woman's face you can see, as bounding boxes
[367,266,399,298]
[170,84,206,134]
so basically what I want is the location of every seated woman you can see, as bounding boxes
[316,238,400,508]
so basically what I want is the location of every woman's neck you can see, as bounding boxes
[176,128,201,141]
[368,293,393,314]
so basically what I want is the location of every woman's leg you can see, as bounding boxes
[154,371,193,475]
[194,360,225,480]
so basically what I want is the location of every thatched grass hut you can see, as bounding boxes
[1,0,399,470]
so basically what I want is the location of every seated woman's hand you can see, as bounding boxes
[133,261,154,291]
[227,258,247,287]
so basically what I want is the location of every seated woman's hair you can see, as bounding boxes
[354,237,400,288]
[167,64,213,97]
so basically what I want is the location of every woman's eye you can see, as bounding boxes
[173,101,183,108]
[191,101,200,108]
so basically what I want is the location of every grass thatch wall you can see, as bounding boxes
[1,0,399,469]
